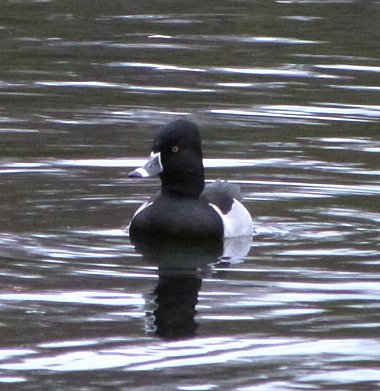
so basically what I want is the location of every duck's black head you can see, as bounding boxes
[129,120,205,198]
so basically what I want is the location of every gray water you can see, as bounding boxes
[1,0,380,390]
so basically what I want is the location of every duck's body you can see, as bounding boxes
[129,120,252,242]
[130,194,223,240]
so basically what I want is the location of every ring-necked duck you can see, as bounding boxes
[129,120,252,241]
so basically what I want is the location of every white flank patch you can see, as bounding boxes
[210,199,253,238]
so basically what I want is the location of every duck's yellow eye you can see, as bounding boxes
[172,146,179,153]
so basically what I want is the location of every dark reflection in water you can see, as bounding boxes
[132,233,252,339]
[149,271,202,339]
[132,236,222,339]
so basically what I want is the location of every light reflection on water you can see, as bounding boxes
[0,0,380,389]
[211,104,380,123]
[3,336,379,373]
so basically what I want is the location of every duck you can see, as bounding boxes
[128,120,253,242]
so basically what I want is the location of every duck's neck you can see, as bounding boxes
[161,163,205,199]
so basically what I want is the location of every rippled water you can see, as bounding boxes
[0,1,379,390]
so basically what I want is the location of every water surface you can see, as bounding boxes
[0,0,379,390]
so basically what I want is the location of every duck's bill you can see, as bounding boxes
[129,152,163,178]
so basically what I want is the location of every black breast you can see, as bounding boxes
[129,195,224,242]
